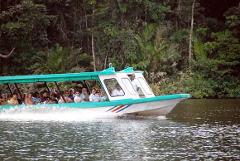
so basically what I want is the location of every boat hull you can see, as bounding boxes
[0,94,190,117]
[104,98,182,116]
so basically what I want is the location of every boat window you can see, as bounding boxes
[121,78,136,95]
[137,78,153,95]
[104,78,125,97]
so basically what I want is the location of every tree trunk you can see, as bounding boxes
[104,53,108,69]
[177,0,181,11]
[188,0,196,67]
[91,34,96,71]
[84,8,89,53]
[91,8,96,71]
[176,0,181,29]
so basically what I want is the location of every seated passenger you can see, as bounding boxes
[111,85,124,97]
[0,94,8,105]
[7,93,19,105]
[74,91,82,103]
[97,89,107,102]
[58,96,65,104]
[64,91,73,102]
[49,92,58,104]
[68,89,75,101]
[24,93,34,105]
[58,91,73,103]
[32,92,41,104]
[80,88,89,102]
[44,97,57,104]
[41,91,50,103]
[0,97,4,105]
[89,89,100,102]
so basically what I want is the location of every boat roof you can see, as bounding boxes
[0,67,137,84]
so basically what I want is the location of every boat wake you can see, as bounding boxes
[0,106,117,122]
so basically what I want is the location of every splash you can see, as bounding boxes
[0,106,118,122]
[157,116,167,120]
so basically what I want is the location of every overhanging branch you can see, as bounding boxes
[0,48,15,58]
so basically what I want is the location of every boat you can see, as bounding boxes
[0,66,191,116]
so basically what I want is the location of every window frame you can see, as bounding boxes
[121,78,137,95]
[104,78,125,97]
[137,77,153,95]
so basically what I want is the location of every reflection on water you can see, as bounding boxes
[0,99,239,160]
[169,99,240,124]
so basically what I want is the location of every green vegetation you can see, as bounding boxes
[0,0,239,98]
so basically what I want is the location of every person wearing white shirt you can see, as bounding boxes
[89,89,101,102]
[74,91,82,103]
[80,88,89,102]
[98,89,108,102]
[111,85,124,97]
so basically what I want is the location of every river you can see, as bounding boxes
[0,99,239,160]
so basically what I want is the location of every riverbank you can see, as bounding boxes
[150,73,240,99]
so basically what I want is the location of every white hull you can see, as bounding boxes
[0,97,188,117]
[103,98,183,116]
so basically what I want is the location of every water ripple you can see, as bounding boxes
[0,99,240,160]
[0,119,239,160]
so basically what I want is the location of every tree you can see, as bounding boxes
[188,0,196,67]
[0,0,52,49]
[134,24,180,82]
[31,44,92,74]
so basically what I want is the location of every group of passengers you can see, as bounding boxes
[0,87,107,106]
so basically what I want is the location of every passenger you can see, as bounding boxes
[58,96,72,103]
[0,93,8,105]
[66,91,74,102]
[98,89,107,102]
[0,96,3,105]
[74,91,82,103]
[45,97,57,104]
[89,88,100,102]
[130,74,140,91]
[58,91,73,103]
[16,93,23,104]
[80,88,89,102]
[111,85,124,96]
[7,93,19,105]
[32,92,41,104]
[38,91,45,103]
[43,97,51,104]
[130,74,145,97]
[24,93,34,105]
[41,91,50,103]
[0,94,4,104]
[58,96,65,104]
[68,89,75,101]
[65,91,73,102]
[43,91,58,104]
[49,92,58,104]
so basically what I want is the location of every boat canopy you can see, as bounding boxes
[0,67,120,84]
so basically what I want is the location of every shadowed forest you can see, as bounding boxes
[0,0,239,98]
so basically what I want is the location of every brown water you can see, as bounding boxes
[0,99,239,160]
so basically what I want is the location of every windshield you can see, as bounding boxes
[104,78,125,97]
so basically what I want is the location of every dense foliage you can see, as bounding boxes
[0,0,239,98]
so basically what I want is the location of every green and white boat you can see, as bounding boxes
[0,67,190,116]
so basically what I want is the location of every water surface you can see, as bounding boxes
[0,99,239,160]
